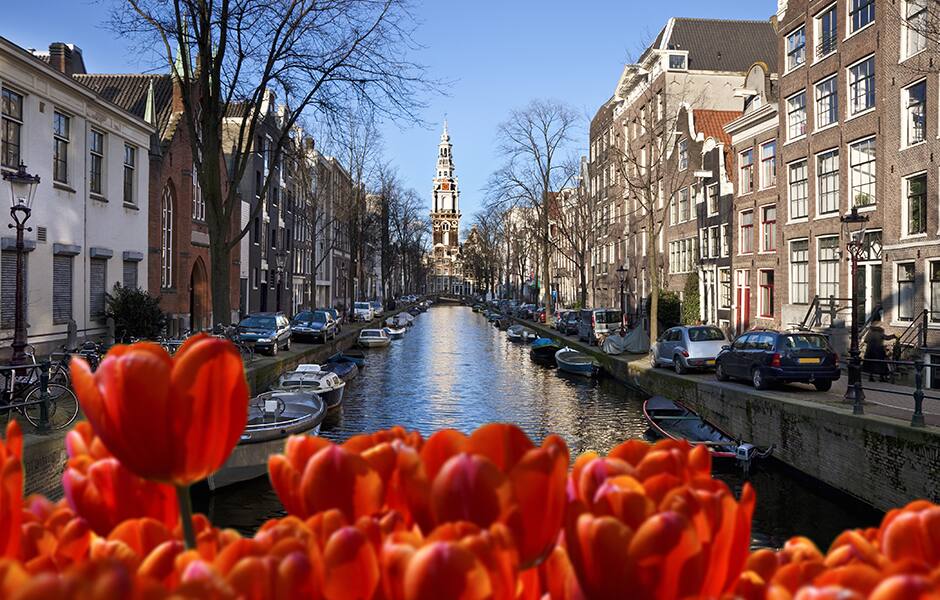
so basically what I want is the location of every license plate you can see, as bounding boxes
[798,358,821,364]
[705,360,715,366]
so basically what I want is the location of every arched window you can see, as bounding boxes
[192,163,205,221]
[161,185,174,289]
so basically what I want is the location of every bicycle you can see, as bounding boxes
[0,360,80,431]
[213,325,254,364]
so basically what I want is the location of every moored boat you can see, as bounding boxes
[208,389,326,490]
[327,350,366,368]
[359,328,391,348]
[323,360,359,382]
[507,324,536,342]
[529,337,562,365]
[383,326,406,340]
[276,364,346,410]
[554,347,600,377]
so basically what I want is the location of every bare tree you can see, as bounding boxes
[489,100,579,321]
[113,0,427,324]
[549,166,598,307]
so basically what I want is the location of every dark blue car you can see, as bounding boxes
[715,330,840,391]
[291,310,337,342]
[236,312,292,356]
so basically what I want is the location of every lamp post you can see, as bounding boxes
[274,250,288,312]
[841,206,869,414]
[616,263,628,330]
[3,165,40,366]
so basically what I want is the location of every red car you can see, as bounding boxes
[534,308,547,323]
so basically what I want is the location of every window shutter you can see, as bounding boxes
[53,255,73,324]
[122,260,138,289]
[90,258,107,318]
[1,251,26,329]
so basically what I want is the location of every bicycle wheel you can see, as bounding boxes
[23,383,80,430]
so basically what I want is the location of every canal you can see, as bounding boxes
[204,304,882,549]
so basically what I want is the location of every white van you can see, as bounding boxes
[353,302,374,322]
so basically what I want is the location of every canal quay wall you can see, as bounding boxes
[519,318,940,512]
[20,307,413,500]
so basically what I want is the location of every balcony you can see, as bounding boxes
[815,35,837,59]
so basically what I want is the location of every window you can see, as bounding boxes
[89,258,107,319]
[739,149,754,194]
[815,76,838,129]
[848,56,875,115]
[53,111,69,184]
[760,205,776,252]
[192,165,205,221]
[678,187,690,222]
[818,236,840,299]
[122,260,138,289]
[787,91,807,140]
[89,130,104,196]
[815,5,838,59]
[668,54,687,70]
[897,263,916,321]
[1,88,23,169]
[817,149,840,215]
[849,137,876,207]
[903,80,927,147]
[161,186,174,288]
[905,173,928,236]
[789,160,809,219]
[1,251,26,328]
[850,0,875,32]
[677,139,688,171]
[668,238,696,274]
[706,183,719,216]
[123,145,136,205]
[709,225,720,258]
[903,0,927,58]
[759,270,775,317]
[930,262,940,323]
[739,210,754,254]
[787,26,806,71]
[52,255,72,325]
[790,239,809,304]
[760,141,776,189]
[719,268,731,308]
[720,224,729,257]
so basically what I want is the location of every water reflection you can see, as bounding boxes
[205,304,881,549]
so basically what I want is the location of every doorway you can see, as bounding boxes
[735,269,750,335]
[854,262,883,323]
[189,258,209,331]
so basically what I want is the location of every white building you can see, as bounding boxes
[0,38,152,353]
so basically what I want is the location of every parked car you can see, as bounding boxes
[290,310,337,343]
[650,325,728,374]
[316,307,342,332]
[558,311,580,335]
[534,307,547,323]
[554,311,570,331]
[577,308,623,345]
[371,301,384,318]
[714,330,840,391]
[353,302,374,322]
[237,312,292,355]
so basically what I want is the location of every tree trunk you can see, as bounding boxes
[209,235,233,326]
[648,220,659,343]
[540,206,552,322]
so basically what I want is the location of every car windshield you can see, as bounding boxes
[310,312,327,323]
[688,327,725,342]
[293,312,315,322]
[599,311,622,324]
[355,303,370,309]
[784,334,830,350]
[241,317,275,329]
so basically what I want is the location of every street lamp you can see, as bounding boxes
[841,206,869,415]
[616,263,628,332]
[3,164,40,366]
[274,250,288,311]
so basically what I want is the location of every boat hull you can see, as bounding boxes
[555,348,599,377]
[359,338,391,348]
[321,385,345,410]
[643,396,738,459]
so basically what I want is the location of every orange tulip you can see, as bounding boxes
[0,421,22,560]
[62,424,178,536]
[880,501,940,569]
[70,334,248,485]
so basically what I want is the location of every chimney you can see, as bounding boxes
[47,42,86,76]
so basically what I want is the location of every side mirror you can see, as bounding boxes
[721,344,731,351]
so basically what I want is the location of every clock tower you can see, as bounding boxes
[429,121,464,294]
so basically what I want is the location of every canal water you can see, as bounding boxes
[205,304,881,550]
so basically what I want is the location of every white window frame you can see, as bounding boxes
[848,0,875,36]
[789,238,810,305]
[902,79,928,149]
[786,25,806,72]
[814,75,839,130]
[902,171,928,238]
[814,3,839,62]
[847,55,876,117]
[89,129,105,197]
[739,148,754,195]
[677,139,688,171]
[759,204,776,253]
[816,148,840,216]
[760,140,776,190]
[738,209,754,255]
[786,90,807,142]
[720,223,729,258]
[896,261,917,323]
[758,269,775,318]
[901,0,928,61]
[849,136,876,209]
[816,235,841,300]
[706,183,719,216]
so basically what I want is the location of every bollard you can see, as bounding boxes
[912,356,926,427]
[38,362,50,431]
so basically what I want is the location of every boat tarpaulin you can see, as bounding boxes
[602,326,650,355]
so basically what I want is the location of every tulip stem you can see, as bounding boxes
[175,484,197,550]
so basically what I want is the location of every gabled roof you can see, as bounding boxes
[650,18,777,73]
[693,109,741,146]
[73,73,175,142]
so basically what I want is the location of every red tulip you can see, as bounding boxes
[62,424,178,536]
[879,501,940,569]
[0,421,22,560]
[70,335,248,485]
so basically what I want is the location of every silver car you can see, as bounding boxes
[650,325,729,374]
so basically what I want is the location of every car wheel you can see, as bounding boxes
[674,356,688,375]
[813,380,833,392]
[715,362,729,381]
[752,367,770,390]
[650,352,658,368]
[284,337,291,352]
[270,343,278,357]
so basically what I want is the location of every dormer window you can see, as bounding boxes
[668,53,687,71]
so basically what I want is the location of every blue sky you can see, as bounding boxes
[7,0,775,219]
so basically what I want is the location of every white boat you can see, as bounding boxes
[208,389,326,490]
[383,326,406,340]
[387,312,414,328]
[276,364,346,410]
[359,328,391,348]
[555,347,600,377]
[507,324,538,343]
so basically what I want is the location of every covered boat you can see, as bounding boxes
[208,389,326,490]
[327,350,366,368]
[384,326,406,340]
[554,347,600,377]
[276,364,346,410]
[323,360,359,382]
[642,396,772,469]
[529,338,562,365]
[507,324,537,343]
[387,312,414,328]
[359,328,391,348]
